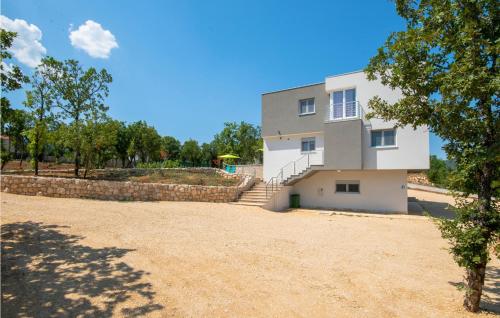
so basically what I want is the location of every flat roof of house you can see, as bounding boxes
[325,69,364,79]
[262,70,364,96]
[261,82,324,96]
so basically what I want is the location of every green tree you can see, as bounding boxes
[6,109,31,167]
[236,122,262,163]
[47,122,71,164]
[213,121,262,163]
[115,122,131,168]
[45,58,112,176]
[0,104,14,169]
[180,139,201,166]
[81,117,119,177]
[213,122,238,155]
[365,0,499,311]
[127,121,161,165]
[200,141,218,166]
[161,136,181,160]
[0,30,29,94]
[427,155,451,188]
[1,29,29,168]
[24,60,57,175]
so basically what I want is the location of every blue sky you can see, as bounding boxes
[2,0,446,158]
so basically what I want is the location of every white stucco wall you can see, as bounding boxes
[363,125,429,169]
[326,71,403,106]
[263,133,324,181]
[263,185,293,212]
[292,170,408,213]
[326,71,429,170]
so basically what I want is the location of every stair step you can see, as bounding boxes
[243,191,267,195]
[233,181,276,205]
[238,197,269,202]
[239,195,268,201]
[240,192,268,197]
[230,201,265,206]
[241,191,267,196]
[235,201,267,206]
[240,196,268,201]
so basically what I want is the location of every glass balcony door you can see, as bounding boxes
[345,89,356,117]
[330,88,357,120]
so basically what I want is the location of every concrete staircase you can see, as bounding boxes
[232,181,269,206]
[231,160,323,208]
[282,165,322,185]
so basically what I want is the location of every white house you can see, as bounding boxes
[260,71,429,213]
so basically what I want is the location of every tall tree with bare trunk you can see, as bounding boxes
[24,58,56,175]
[365,0,499,312]
[45,58,112,176]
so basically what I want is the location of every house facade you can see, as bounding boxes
[261,71,429,213]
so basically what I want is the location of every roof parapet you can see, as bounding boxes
[261,82,324,96]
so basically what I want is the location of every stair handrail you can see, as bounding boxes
[265,151,319,198]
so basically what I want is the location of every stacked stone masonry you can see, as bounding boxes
[1,169,254,203]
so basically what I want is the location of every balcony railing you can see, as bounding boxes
[325,101,362,122]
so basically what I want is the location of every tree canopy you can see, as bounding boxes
[45,57,112,176]
[1,29,29,168]
[127,121,162,164]
[161,136,181,161]
[24,59,56,175]
[180,139,201,166]
[427,155,452,188]
[213,121,262,164]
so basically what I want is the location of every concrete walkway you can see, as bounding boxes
[407,188,456,219]
[408,183,485,200]
[408,183,450,194]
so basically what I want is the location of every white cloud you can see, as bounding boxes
[69,20,118,58]
[0,15,47,68]
[1,61,13,74]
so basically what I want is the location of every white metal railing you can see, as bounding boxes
[266,150,323,198]
[325,101,362,122]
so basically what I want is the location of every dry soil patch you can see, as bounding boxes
[1,193,498,317]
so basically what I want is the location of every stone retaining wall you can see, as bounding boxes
[1,172,254,203]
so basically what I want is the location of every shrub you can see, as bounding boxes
[136,160,180,169]
[427,155,451,188]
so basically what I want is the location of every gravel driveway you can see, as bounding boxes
[1,192,498,317]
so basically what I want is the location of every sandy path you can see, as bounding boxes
[1,192,498,317]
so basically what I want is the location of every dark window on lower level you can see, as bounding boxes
[336,183,347,192]
[336,181,360,193]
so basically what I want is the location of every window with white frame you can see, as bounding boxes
[299,98,315,115]
[371,129,396,147]
[331,88,357,119]
[301,137,316,152]
[335,181,360,193]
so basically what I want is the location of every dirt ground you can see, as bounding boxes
[1,192,498,318]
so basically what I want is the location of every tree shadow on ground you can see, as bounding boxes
[408,197,456,219]
[1,221,164,317]
[448,266,499,314]
[481,266,500,313]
